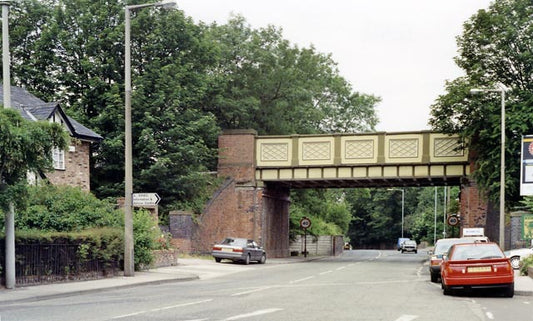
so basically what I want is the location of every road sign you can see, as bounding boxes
[447,215,460,226]
[133,193,161,206]
[299,217,312,229]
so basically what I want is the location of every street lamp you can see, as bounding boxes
[124,0,176,277]
[470,83,509,249]
[388,188,405,238]
[1,0,14,289]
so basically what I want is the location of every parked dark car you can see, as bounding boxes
[440,242,514,297]
[212,237,266,265]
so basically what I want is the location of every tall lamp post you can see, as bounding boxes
[388,188,405,238]
[470,83,509,249]
[1,0,14,289]
[124,0,176,277]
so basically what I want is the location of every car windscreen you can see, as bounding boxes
[450,244,504,260]
[434,239,473,255]
[221,238,247,247]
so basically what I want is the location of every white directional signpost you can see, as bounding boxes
[133,193,161,206]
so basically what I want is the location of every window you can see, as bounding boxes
[53,147,65,170]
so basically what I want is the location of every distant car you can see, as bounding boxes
[397,238,410,251]
[344,242,352,250]
[429,238,476,283]
[212,237,266,265]
[440,242,514,297]
[504,245,533,270]
[401,240,417,253]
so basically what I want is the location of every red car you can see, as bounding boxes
[440,242,514,297]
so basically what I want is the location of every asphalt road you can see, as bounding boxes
[1,250,531,321]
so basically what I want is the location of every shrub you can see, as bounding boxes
[11,185,160,271]
[15,185,122,231]
[520,255,533,276]
[0,228,124,275]
[133,209,161,270]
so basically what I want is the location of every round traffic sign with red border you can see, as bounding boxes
[447,215,460,226]
[300,217,312,229]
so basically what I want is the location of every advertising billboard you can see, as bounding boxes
[520,135,533,195]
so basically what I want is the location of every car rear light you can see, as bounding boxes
[213,246,222,251]
[233,248,243,253]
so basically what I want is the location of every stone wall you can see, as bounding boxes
[511,211,532,249]
[46,140,91,191]
[152,249,179,268]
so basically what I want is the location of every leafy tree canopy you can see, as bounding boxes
[204,16,380,134]
[429,0,533,206]
[8,2,381,222]
[0,108,68,210]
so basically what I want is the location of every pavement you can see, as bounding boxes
[1,256,532,305]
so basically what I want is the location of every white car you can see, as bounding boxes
[504,246,533,269]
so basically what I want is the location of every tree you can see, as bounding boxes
[429,0,533,206]
[204,16,380,135]
[289,189,352,238]
[8,3,380,225]
[9,0,222,213]
[0,108,68,204]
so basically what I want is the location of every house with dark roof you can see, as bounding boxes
[1,85,103,191]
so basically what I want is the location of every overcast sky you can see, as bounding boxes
[177,0,494,132]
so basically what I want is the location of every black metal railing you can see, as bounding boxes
[1,243,119,286]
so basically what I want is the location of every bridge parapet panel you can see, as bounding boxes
[255,132,469,188]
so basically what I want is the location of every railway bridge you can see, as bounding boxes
[185,129,492,257]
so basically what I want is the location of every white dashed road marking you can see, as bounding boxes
[290,276,315,283]
[111,299,213,319]
[231,286,273,296]
[394,315,418,321]
[222,308,283,320]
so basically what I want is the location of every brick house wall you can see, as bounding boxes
[45,139,92,191]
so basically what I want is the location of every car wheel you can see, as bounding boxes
[510,256,520,270]
[430,272,438,283]
[244,254,250,265]
[215,257,222,263]
[414,250,417,254]
[504,283,514,298]
[401,250,404,253]
[442,281,452,295]
[259,253,266,264]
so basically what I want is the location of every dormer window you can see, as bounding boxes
[53,147,65,170]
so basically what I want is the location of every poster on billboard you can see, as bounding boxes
[523,214,533,241]
[520,135,533,195]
